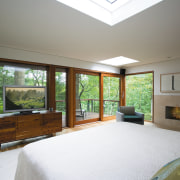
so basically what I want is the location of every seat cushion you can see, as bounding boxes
[124,115,141,119]
[119,106,135,115]
[124,115,143,124]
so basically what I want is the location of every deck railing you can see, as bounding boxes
[56,99,120,116]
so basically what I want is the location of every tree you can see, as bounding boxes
[0,65,47,114]
[126,73,153,121]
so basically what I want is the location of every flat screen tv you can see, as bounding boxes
[3,86,47,114]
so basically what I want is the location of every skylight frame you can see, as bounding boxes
[90,0,130,12]
[56,0,164,26]
[99,56,139,66]
[106,0,117,4]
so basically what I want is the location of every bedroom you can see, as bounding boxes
[0,0,180,180]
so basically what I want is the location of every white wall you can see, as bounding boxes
[126,59,180,95]
[0,46,120,73]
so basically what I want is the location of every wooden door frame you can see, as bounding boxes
[73,69,101,125]
[101,73,123,121]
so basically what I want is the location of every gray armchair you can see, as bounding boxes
[116,106,144,125]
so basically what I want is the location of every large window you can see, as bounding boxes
[125,72,153,121]
[0,62,47,113]
[103,76,120,118]
[0,60,124,127]
[55,68,67,127]
[75,72,99,123]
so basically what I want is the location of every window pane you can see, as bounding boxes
[125,73,153,121]
[0,63,47,114]
[103,76,120,116]
[55,69,66,127]
[76,73,99,121]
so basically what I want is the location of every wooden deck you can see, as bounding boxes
[62,112,114,127]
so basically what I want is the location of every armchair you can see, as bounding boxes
[116,106,144,125]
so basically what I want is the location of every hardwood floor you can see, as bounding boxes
[0,120,153,152]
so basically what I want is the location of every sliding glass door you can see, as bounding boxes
[125,72,153,121]
[75,72,99,124]
[103,75,120,120]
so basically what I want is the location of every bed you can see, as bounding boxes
[15,122,180,180]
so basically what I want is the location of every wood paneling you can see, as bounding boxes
[100,74,104,121]
[0,111,62,148]
[47,65,56,110]
[67,68,74,128]
[42,112,62,134]
[16,114,43,139]
[0,116,16,143]
[0,58,48,67]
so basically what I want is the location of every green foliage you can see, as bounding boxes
[55,72,66,114]
[103,101,119,116]
[25,70,47,86]
[103,76,120,115]
[76,75,120,116]
[76,74,99,113]
[0,65,47,113]
[77,74,99,100]
[103,76,120,101]
[55,72,66,101]
[126,73,153,121]
[0,64,153,121]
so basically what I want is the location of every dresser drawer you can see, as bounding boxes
[0,128,16,143]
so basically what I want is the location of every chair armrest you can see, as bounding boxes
[116,111,124,122]
[135,112,144,125]
[135,112,144,119]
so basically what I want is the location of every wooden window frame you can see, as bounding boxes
[101,73,123,121]
[0,58,124,127]
[125,71,154,123]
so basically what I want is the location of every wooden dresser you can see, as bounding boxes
[0,111,62,149]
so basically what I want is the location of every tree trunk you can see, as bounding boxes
[14,71,25,85]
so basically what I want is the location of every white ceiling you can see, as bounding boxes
[0,0,180,67]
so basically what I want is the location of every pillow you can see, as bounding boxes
[119,106,135,115]
[151,158,180,180]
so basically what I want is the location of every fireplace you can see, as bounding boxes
[166,106,180,120]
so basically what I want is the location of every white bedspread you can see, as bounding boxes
[15,122,180,180]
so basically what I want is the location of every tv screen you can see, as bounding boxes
[3,86,47,113]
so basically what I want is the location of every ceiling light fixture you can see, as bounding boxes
[99,56,139,66]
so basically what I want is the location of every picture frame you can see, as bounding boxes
[160,72,180,93]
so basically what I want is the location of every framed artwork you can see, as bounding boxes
[160,72,180,93]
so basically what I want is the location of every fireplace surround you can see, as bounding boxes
[166,106,180,120]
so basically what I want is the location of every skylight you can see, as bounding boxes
[90,0,130,12]
[107,0,117,4]
[99,56,138,66]
[56,0,163,26]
